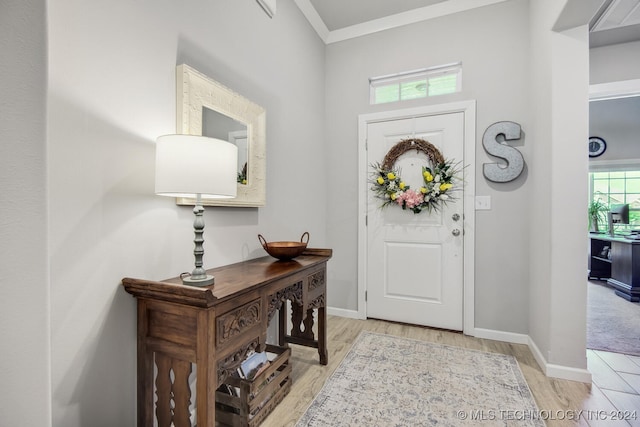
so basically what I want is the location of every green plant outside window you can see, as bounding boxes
[590,171,640,227]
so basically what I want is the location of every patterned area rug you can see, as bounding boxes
[296,331,543,426]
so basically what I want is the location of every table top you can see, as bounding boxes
[590,233,640,244]
[122,248,332,307]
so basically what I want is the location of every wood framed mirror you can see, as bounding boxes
[175,64,266,207]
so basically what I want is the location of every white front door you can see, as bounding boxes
[366,112,465,330]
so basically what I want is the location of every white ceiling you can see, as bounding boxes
[294,0,640,46]
[308,0,447,31]
[590,0,640,47]
[593,0,640,30]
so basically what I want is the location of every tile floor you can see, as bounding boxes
[584,349,640,426]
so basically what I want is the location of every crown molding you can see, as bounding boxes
[295,0,510,44]
[294,0,330,42]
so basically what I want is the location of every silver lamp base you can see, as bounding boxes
[182,274,215,287]
[181,194,215,287]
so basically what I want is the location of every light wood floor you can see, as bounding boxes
[260,315,638,427]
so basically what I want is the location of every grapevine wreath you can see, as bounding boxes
[370,138,462,214]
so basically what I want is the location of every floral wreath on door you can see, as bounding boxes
[370,138,462,214]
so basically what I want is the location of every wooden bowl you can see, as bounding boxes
[258,232,309,260]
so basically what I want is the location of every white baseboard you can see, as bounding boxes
[470,328,592,384]
[327,306,360,319]
[528,337,592,384]
[545,363,592,383]
[326,320,592,383]
[473,328,530,345]
[527,335,548,376]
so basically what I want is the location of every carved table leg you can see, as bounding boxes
[278,304,288,348]
[301,308,315,340]
[291,302,304,337]
[138,301,154,427]
[318,304,328,365]
[155,354,172,426]
[272,278,329,366]
[155,354,193,427]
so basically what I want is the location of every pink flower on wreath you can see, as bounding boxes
[396,190,424,209]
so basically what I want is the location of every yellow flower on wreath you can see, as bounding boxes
[369,139,463,214]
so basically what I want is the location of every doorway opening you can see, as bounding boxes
[587,79,640,358]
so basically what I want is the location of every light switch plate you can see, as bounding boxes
[475,196,491,210]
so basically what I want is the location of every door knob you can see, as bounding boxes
[452,229,461,236]
[452,213,460,221]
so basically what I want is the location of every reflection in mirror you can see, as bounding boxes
[203,107,249,185]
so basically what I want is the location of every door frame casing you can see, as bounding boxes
[357,100,477,335]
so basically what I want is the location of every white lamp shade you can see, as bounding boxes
[155,134,238,198]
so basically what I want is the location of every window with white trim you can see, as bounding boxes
[369,63,462,105]
[590,169,640,227]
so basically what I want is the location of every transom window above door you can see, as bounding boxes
[369,63,462,105]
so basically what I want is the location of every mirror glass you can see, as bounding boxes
[202,107,249,185]
[175,64,266,207]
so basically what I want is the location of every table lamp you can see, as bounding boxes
[155,134,238,286]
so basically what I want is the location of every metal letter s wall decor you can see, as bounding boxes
[482,121,525,183]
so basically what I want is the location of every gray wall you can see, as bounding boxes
[0,1,50,426]
[589,38,640,190]
[0,1,604,424]
[325,0,591,372]
[590,97,640,161]
[325,0,532,333]
[589,39,640,165]
[528,0,590,371]
[47,1,325,425]
[590,40,640,85]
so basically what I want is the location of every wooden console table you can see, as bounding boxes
[122,249,331,427]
